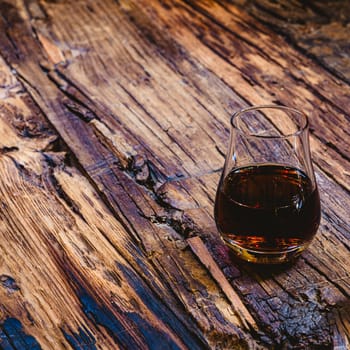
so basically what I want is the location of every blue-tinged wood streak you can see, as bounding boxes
[62,327,97,350]
[0,319,41,350]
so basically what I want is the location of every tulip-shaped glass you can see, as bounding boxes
[214,105,321,264]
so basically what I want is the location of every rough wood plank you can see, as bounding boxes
[0,2,259,348]
[0,56,212,349]
[0,0,348,349]
[229,0,350,84]
[187,236,257,332]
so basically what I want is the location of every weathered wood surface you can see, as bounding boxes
[230,0,350,84]
[0,0,348,349]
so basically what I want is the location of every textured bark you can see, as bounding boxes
[0,0,348,349]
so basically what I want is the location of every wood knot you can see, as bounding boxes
[0,275,20,293]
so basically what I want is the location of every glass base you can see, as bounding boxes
[223,237,310,264]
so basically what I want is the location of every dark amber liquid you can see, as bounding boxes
[215,164,320,252]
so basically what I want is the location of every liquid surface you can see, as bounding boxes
[215,164,321,252]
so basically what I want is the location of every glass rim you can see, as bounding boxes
[230,104,309,139]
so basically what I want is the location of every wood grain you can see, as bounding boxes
[0,0,348,348]
[229,0,350,84]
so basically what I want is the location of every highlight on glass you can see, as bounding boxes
[214,105,321,264]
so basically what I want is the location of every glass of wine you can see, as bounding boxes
[214,105,321,264]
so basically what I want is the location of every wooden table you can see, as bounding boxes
[0,1,349,349]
